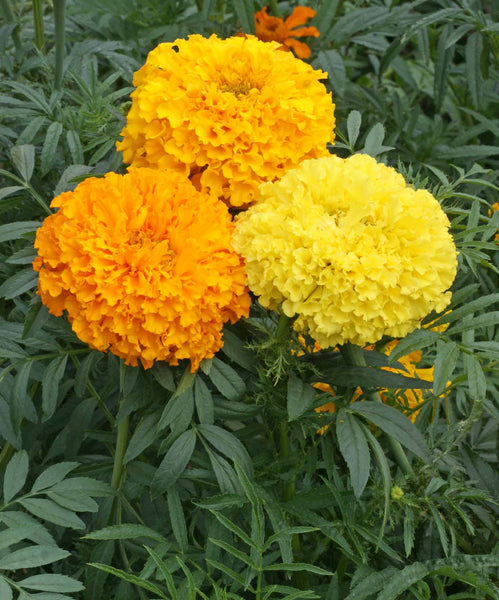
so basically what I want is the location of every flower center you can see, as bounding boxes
[217,79,254,98]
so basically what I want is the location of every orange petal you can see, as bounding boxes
[290,26,320,39]
[285,6,316,30]
[284,37,312,59]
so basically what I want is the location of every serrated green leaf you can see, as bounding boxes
[465,32,483,110]
[208,538,258,570]
[10,145,35,182]
[336,411,370,499]
[31,462,79,493]
[208,357,246,400]
[18,574,84,592]
[433,340,459,396]
[65,130,84,165]
[376,562,429,600]
[47,490,98,512]
[152,429,196,495]
[158,387,193,431]
[167,486,188,553]
[207,449,240,494]
[3,450,29,503]
[287,372,317,421]
[263,562,333,576]
[41,122,63,175]
[350,402,430,462]
[318,50,345,96]
[42,355,68,420]
[19,498,85,529]
[221,328,256,372]
[194,376,214,424]
[464,354,486,399]
[124,412,159,464]
[362,122,387,157]
[144,545,177,600]
[0,545,69,570]
[232,0,255,34]
[0,511,55,546]
[84,523,167,542]
[151,362,175,391]
[0,186,24,201]
[434,23,454,111]
[347,110,362,149]
[403,507,415,558]
[87,563,165,596]
[345,566,398,600]
[0,267,38,299]
[49,477,112,497]
[0,577,12,600]
[198,424,253,477]
[74,352,101,397]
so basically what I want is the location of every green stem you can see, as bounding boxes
[111,413,129,492]
[53,0,65,90]
[340,343,415,477]
[32,0,45,53]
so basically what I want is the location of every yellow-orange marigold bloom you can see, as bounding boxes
[33,169,250,370]
[233,154,458,348]
[255,6,320,59]
[492,202,499,241]
[117,34,335,208]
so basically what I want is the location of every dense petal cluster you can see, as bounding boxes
[117,34,335,207]
[33,169,250,370]
[255,6,320,59]
[233,154,458,347]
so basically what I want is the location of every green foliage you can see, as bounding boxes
[0,0,497,598]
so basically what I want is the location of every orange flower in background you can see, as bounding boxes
[33,169,250,371]
[255,6,320,59]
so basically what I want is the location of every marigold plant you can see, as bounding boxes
[255,6,320,59]
[117,34,335,207]
[233,154,458,348]
[33,168,250,370]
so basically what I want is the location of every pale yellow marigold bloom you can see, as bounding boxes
[233,154,458,347]
[117,34,335,207]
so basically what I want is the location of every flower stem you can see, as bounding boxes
[340,342,415,477]
[53,0,65,90]
[32,0,45,53]
[111,413,129,492]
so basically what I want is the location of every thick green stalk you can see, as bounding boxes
[111,414,130,491]
[340,343,415,477]
[53,0,65,89]
[32,0,45,52]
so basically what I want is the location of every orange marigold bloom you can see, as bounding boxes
[33,169,250,371]
[255,6,320,59]
[117,34,335,208]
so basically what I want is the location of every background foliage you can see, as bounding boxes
[0,0,498,599]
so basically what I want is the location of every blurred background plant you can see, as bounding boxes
[0,0,497,599]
